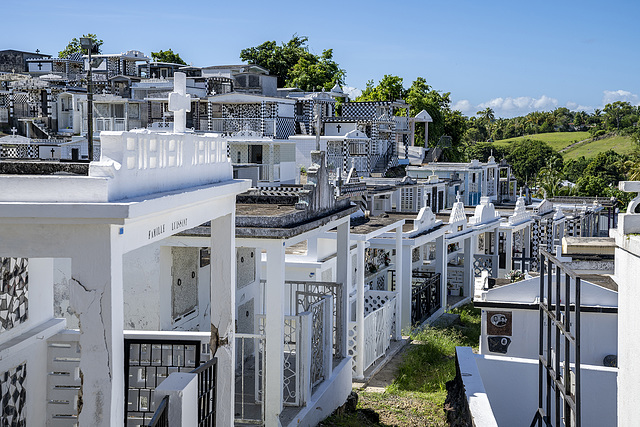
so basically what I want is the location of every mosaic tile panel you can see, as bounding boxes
[0,258,28,332]
[0,362,27,427]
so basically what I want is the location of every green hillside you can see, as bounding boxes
[563,134,635,160]
[494,131,590,151]
[494,131,635,159]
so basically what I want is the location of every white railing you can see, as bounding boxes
[94,128,232,201]
[273,164,280,181]
[209,118,277,136]
[349,142,368,155]
[349,290,397,375]
[256,295,333,407]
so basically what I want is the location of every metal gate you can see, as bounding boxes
[530,249,581,427]
[124,339,201,426]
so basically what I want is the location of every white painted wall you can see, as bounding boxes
[123,243,161,330]
[615,240,640,426]
[122,242,213,332]
[280,161,298,184]
[480,308,617,365]
[473,354,617,427]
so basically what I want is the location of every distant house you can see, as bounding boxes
[0,49,50,73]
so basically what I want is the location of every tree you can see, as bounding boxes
[535,157,564,198]
[151,49,187,65]
[286,48,345,91]
[603,101,633,131]
[59,34,103,58]
[505,139,562,185]
[583,150,628,186]
[464,142,508,163]
[240,35,344,90]
[562,156,591,183]
[357,75,406,102]
[576,175,608,197]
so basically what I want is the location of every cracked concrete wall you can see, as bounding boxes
[210,214,235,426]
[54,258,79,329]
[122,244,161,331]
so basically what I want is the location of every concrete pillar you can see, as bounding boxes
[435,235,447,309]
[210,213,235,426]
[400,240,412,333]
[505,231,513,276]
[336,220,350,357]
[396,226,409,334]
[524,225,531,273]
[463,237,473,298]
[355,240,366,379]
[158,246,172,330]
[264,242,285,425]
[70,225,124,427]
[153,372,198,426]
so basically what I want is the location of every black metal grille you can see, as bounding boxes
[530,249,581,427]
[192,357,217,427]
[124,339,201,426]
[411,272,441,325]
[148,395,169,427]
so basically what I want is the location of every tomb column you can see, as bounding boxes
[397,226,412,334]
[69,225,124,427]
[336,220,350,357]
[463,236,473,298]
[435,235,447,310]
[505,230,513,275]
[264,241,285,425]
[210,213,235,426]
[355,239,366,379]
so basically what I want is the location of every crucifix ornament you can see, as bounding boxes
[168,72,191,133]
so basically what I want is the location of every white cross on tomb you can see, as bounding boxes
[168,72,191,133]
[10,127,17,136]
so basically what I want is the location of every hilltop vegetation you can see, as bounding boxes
[241,37,640,203]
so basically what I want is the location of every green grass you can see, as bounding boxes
[389,304,481,394]
[494,131,591,151]
[321,304,481,426]
[562,134,636,160]
[493,131,636,160]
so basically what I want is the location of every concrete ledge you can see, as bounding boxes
[455,347,499,427]
[282,357,353,427]
[0,318,66,359]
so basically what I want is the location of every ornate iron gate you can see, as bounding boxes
[411,272,441,325]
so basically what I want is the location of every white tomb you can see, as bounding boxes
[0,72,250,426]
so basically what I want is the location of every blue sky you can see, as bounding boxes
[5,0,639,118]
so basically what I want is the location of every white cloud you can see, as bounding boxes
[565,101,593,112]
[602,90,640,106]
[342,86,362,100]
[474,95,558,117]
[451,95,600,118]
[452,99,474,115]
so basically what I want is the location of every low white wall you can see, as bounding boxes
[284,357,353,427]
[475,354,617,427]
[480,308,617,366]
[0,319,65,427]
[615,243,640,425]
